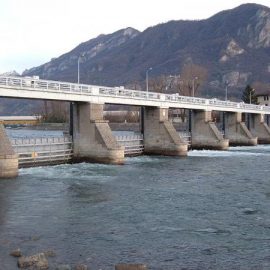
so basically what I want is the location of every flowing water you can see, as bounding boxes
[1,130,270,269]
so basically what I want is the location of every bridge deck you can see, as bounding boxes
[1,76,270,114]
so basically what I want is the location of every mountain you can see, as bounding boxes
[2,3,270,115]
[23,3,270,97]
[0,70,20,77]
[23,27,140,85]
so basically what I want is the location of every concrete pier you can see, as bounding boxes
[225,112,257,146]
[0,124,18,178]
[143,107,188,156]
[72,103,124,164]
[250,114,270,144]
[191,110,229,150]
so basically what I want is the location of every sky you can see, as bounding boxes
[0,0,269,74]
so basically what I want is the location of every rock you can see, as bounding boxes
[18,253,48,269]
[75,264,88,270]
[115,264,148,270]
[243,208,258,215]
[44,250,56,257]
[55,264,71,270]
[10,248,22,257]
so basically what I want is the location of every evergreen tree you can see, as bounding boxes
[242,85,257,104]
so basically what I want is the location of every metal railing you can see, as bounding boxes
[1,76,270,113]
[179,132,191,145]
[115,134,144,155]
[11,136,73,166]
[10,134,145,165]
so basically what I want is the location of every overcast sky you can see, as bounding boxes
[0,0,269,74]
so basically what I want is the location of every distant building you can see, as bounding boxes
[257,94,270,106]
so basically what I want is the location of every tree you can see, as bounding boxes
[148,75,168,93]
[242,85,257,104]
[40,101,68,123]
[180,63,208,96]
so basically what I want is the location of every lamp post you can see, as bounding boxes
[192,77,198,97]
[250,88,255,104]
[77,53,86,84]
[146,67,152,93]
[225,80,229,101]
[77,56,81,84]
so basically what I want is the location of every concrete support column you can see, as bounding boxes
[0,124,18,178]
[72,103,124,164]
[250,114,270,144]
[143,107,188,156]
[191,110,229,150]
[224,112,257,146]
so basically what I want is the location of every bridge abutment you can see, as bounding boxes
[143,107,188,156]
[0,124,18,178]
[250,114,270,144]
[72,103,125,164]
[191,110,229,150]
[225,112,257,146]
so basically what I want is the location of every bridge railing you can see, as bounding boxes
[1,76,270,113]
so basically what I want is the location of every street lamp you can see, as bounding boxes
[77,55,81,84]
[250,88,255,104]
[77,54,85,84]
[225,80,229,101]
[192,77,198,97]
[146,67,152,93]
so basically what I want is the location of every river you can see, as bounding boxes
[1,130,270,269]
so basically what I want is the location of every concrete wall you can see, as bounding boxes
[224,112,257,146]
[143,107,188,156]
[72,103,124,164]
[0,124,18,178]
[250,114,270,144]
[191,110,229,150]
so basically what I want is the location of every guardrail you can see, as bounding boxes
[1,76,270,113]
[11,136,73,166]
[179,132,191,146]
[115,134,144,156]
[10,134,145,165]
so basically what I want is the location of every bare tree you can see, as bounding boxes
[40,101,68,123]
[126,81,142,90]
[181,63,208,96]
[148,75,168,93]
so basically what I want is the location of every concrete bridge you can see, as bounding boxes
[1,76,270,178]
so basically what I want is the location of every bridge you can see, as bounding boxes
[1,76,270,179]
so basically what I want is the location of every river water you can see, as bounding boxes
[1,130,270,269]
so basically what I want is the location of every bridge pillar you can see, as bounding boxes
[224,112,257,146]
[250,114,270,144]
[0,124,18,178]
[72,103,124,164]
[191,110,229,150]
[143,107,188,156]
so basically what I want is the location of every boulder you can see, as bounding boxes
[55,264,71,270]
[75,264,88,270]
[18,253,48,269]
[10,248,22,257]
[115,264,148,270]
